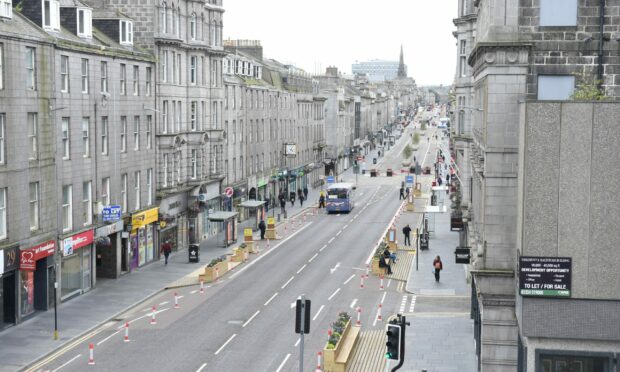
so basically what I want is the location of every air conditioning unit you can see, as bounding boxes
[197,194,208,202]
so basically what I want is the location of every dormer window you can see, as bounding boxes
[77,8,92,38]
[0,0,12,19]
[120,20,133,45]
[42,0,60,31]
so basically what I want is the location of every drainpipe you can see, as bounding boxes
[598,0,605,91]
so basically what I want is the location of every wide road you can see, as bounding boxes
[35,120,437,372]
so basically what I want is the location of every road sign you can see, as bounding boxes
[326,176,335,184]
[102,205,121,222]
[405,175,414,187]
[224,187,234,198]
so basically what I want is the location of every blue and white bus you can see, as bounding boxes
[326,183,355,213]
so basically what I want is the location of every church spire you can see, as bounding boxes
[397,44,407,78]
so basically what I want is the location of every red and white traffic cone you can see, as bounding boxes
[88,343,95,365]
[360,275,365,289]
[123,322,130,343]
[200,280,205,294]
[377,303,383,322]
[356,307,362,326]
[380,275,384,290]
[316,351,322,372]
[150,306,157,325]
[174,292,180,309]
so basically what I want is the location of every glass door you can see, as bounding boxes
[82,249,91,292]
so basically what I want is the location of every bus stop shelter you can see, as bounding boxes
[431,186,449,207]
[422,205,448,237]
[208,211,239,247]
[239,200,266,231]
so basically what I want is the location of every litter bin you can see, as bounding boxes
[188,244,200,263]
[373,158,377,164]
[386,168,393,177]
[370,169,377,177]
[431,194,438,206]
[420,233,429,250]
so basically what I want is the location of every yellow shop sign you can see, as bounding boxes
[132,207,159,229]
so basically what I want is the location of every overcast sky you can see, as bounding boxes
[223,0,457,86]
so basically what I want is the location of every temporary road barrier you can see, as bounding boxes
[88,343,95,365]
[124,322,130,343]
[150,306,157,325]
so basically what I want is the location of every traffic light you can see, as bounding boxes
[385,322,401,360]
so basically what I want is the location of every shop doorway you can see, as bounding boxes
[2,274,16,326]
[82,249,92,292]
[121,239,128,273]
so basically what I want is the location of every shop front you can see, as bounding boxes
[159,193,188,253]
[19,240,55,319]
[60,230,94,302]
[95,220,124,278]
[196,182,221,241]
[207,211,238,247]
[130,207,159,270]
[0,245,19,329]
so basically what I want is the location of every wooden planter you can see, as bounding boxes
[323,319,360,372]
[371,257,387,276]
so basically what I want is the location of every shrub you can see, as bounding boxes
[413,132,420,145]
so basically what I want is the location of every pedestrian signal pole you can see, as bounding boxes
[295,295,311,372]
[386,314,410,371]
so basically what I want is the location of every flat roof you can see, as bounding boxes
[327,182,354,189]
[239,200,266,208]
[208,211,238,221]
[423,206,448,213]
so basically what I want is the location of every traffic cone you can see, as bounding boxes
[365,264,370,279]
[215,267,219,281]
[88,343,95,365]
[316,351,322,372]
[377,304,383,322]
[174,292,180,309]
[360,275,365,289]
[356,307,362,326]
[124,322,130,343]
[150,306,157,325]
[380,275,384,290]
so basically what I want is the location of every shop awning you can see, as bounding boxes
[239,200,266,208]
[208,211,238,222]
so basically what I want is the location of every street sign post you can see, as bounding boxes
[295,296,311,372]
[326,176,335,184]
[102,205,121,222]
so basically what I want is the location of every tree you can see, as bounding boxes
[403,144,412,160]
[412,132,420,145]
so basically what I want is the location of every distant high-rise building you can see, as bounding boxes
[352,47,408,81]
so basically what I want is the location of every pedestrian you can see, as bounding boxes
[299,193,304,206]
[280,197,286,215]
[446,174,450,184]
[303,186,308,200]
[402,224,412,246]
[319,192,326,208]
[399,187,405,200]
[258,219,266,240]
[161,240,172,265]
[380,252,393,275]
[383,247,397,263]
[433,255,443,282]
[264,197,270,212]
[437,177,443,186]
[289,191,296,206]
[297,188,303,203]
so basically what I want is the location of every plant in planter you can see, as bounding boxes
[239,243,247,249]
[412,132,420,145]
[421,121,427,131]
[402,145,412,160]
[207,257,223,267]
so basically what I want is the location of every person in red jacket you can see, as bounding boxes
[433,256,443,282]
[161,240,172,265]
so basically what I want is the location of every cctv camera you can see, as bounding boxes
[100,92,110,99]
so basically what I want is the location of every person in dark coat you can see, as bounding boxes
[280,197,286,215]
[433,256,443,282]
[402,224,412,246]
[289,191,296,206]
[303,187,308,200]
[399,187,405,200]
[258,219,266,240]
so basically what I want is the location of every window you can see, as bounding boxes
[121,174,127,212]
[120,64,126,95]
[175,100,181,132]
[101,116,108,155]
[171,6,176,37]
[0,188,5,239]
[162,154,169,187]
[146,115,152,149]
[60,55,69,93]
[145,67,152,96]
[540,0,577,26]
[177,54,182,84]
[61,118,70,159]
[133,65,139,95]
[0,0,12,19]
[190,101,197,130]
[77,8,92,38]
[0,44,3,90]
[100,61,108,93]
[160,50,168,82]
[29,182,39,231]
[176,6,180,36]
[134,171,140,210]
[459,40,467,77]
[62,185,72,232]
[537,75,575,100]
[81,117,89,157]
[190,13,197,40]
[28,113,38,160]
[146,168,153,205]
[162,101,168,133]
[190,56,197,84]
[160,2,167,34]
[120,116,127,152]
[175,151,181,184]
[82,181,92,225]
[26,47,36,90]
[171,51,176,84]
[133,116,140,150]
[101,177,110,206]
[43,0,60,30]
[81,58,89,93]
[120,20,133,45]
[191,149,197,179]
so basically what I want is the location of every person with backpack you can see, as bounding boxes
[433,256,443,282]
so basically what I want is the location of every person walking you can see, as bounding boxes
[303,186,308,200]
[318,192,326,209]
[433,256,443,282]
[399,186,405,200]
[280,197,286,215]
[258,219,266,240]
[161,240,172,265]
[402,224,412,246]
[289,191,296,207]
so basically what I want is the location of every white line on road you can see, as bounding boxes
[159,301,169,306]
[190,290,198,294]
[343,274,356,285]
[328,237,335,244]
[308,253,318,262]
[387,279,392,288]
[214,334,237,355]
[275,354,291,372]
[196,363,207,372]
[328,288,341,301]
[294,338,301,347]
[229,223,313,279]
[330,262,341,274]
[319,244,327,252]
[313,304,325,321]
[297,264,307,274]
[381,291,387,304]
[122,307,170,328]
[350,299,358,309]
[281,276,295,289]
[264,292,278,306]
[336,230,342,236]
[242,310,260,328]
[343,224,349,230]
[51,354,81,372]
[96,330,120,346]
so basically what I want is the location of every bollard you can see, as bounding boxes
[360,275,365,289]
[377,303,383,322]
[124,322,130,343]
[327,328,332,342]
[150,306,157,325]
[215,267,219,281]
[200,280,205,294]
[356,307,361,326]
[380,275,384,290]
[174,292,180,309]
[365,264,370,279]
[316,351,322,372]
[88,343,95,365]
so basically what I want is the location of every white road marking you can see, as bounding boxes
[350,299,358,309]
[96,330,120,345]
[319,244,327,252]
[399,295,408,314]
[51,354,81,372]
[309,253,318,262]
[328,237,335,244]
[343,224,349,230]
[275,354,291,372]
[381,291,387,304]
[281,276,295,289]
[313,304,325,321]
[343,274,356,285]
[214,334,237,355]
[336,230,342,236]
[229,223,313,279]
[177,295,184,299]
[409,296,417,313]
[328,288,341,301]
[387,279,392,288]
[159,301,169,306]
[242,311,260,328]
[297,264,307,274]
[122,307,170,328]
[291,302,296,309]
[264,292,278,306]
[190,290,198,294]
[330,262,341,274]
[294,338,301,347]
[196,363,207,372]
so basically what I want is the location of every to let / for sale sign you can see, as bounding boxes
[519,256,571,297]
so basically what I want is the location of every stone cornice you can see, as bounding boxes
[468,42,532,77]
[453,14,477,26]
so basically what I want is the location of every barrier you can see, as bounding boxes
[356,307,361,326]
[150,306,157,325]
[174,292,180,309]
[88,343,95,365]
[124,322,130,343]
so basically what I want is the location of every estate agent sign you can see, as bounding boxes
[519,256,571,298]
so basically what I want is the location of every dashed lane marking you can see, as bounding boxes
[281,276,295,289]
[350,299,358,309]
[399,295,408,314]
[242,310,260,328]
[214,334,237,355]
[51,354,81,372]
[297,264,307,274]
[309,253,318,262]
[264,292,278,306]
[275,354,291,372]
[343,274,356,285]
[313,304,325,321]
[196,363,207,372]
[328,288,341,301]
[409,296,417,313]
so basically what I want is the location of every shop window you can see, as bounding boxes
[539,353,609,372]
[20,271,35,316]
